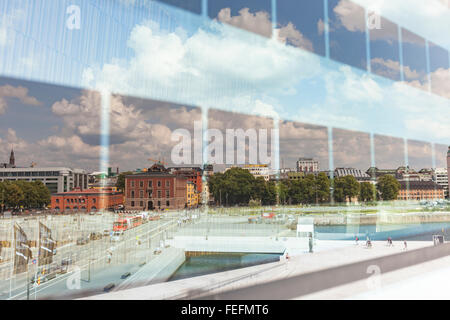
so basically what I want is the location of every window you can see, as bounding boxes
[158,190,162,198]
[166,180,170,188]
[131,181,135,187]
[139,181,144,187]
[140,201,143,207]
[131,201,135,207]
[157,180,161,187]
[166,190,170,198]
[140,190,143,198]
[131,190,135,198]
[166,201,170,207]
[148,190,153,197]
[148,181,153,188]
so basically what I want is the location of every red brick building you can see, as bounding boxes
[398,181,445,200]
[125,164,187,211]
[168,167,203,193]
[51,188,124,212]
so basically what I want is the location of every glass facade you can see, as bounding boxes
[0,0,448,301]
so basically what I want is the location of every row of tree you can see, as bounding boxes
[0,180,51,210]
[207,168,401,206]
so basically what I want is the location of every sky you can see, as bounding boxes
[0,0,448,172]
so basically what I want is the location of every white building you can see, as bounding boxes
[434,168,448,198]
[296,158,319,173]
[0,167,88,194]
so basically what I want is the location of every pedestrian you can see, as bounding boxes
[355,235,359,245]
[387,236,392,246]
[404,240,407,250]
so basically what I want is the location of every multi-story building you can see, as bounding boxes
[448,146,450,198]
[334,168,371,182]
[51,188,123,213]
[296,158,319,173]
[242,164,272,181]
[168,166,203,193]
[0,167,88,194]
[186,181,199,208]
[433,168,448,198]
[125,163,187,211]
[398,181,445,201]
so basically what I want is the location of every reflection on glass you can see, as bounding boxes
[369,17,401,81]
[0,76,100,170]
[207,109,274,172]
[428,42,450,98]
[328,0,367,71]
[276,0,325,56]
[208,0,272,38]
[109,95,202,170]
[279,120,329,172]
[156,0,202,14]
[407,140,432,172]
[401,28,428,92]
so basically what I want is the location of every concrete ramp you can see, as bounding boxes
[113,247,185,292]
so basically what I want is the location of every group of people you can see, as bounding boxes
[354,235,407,250]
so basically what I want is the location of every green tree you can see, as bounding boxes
[315,172,331,203]
[4,182,24,209]
[116,171,133,191]
[32,180,51,208]
[359,182,375,202]
[334,176,360,203]
[377,175,401,200]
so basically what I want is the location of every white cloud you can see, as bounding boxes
[276,23,313,51]
[0,85,42,114]
[83,18,321,111]
[333,0,366,33]
[216,7,272,38]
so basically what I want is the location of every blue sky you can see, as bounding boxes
[0,0,448,171]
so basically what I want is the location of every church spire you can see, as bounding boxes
[9,147,15,166]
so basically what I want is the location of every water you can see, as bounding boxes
[315,222,450,241]
[169,253,280,281]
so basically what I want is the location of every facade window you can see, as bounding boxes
[131,181,135,187]
[158,190,162,198]
[131,201,135,207]
[56,199,59,203]
[140,190,143,198]
[157,180,161,187]
[157,201,161,207]
[140,201,143,207]
[148,190,153,197]
[139,181,144,187]
[148,181,153,188]
[166,190,170,198]
[166,181,170,188]
[166,201,170,207]
[93,198,96,204]
[131,190,135,198]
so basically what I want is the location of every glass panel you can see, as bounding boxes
[428,42,450,98]
[208,0,272,38]
[369,16,401,81]
[276,0,325,56]
[328,0,367,71]
[401,28,428,92]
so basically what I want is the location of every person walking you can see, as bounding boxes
[403,240,407,250]
[355,235,359,245]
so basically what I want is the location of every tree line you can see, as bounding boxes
[0,180,51,210]
[208,167,401,206]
